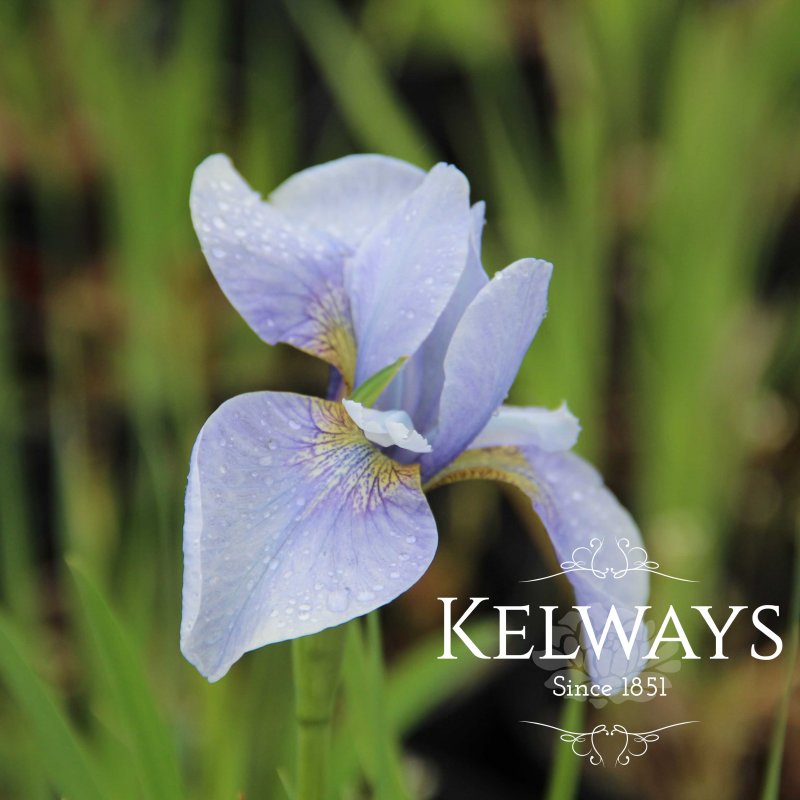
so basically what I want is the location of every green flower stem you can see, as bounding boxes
[292,625,348,800]
[544,699,584,800]
[760,519,800,800]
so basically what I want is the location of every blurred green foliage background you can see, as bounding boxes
[0,0,799,798]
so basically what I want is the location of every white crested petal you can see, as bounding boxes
[343,400,431,454]
[385,421,432,453]
[470,403,581,452]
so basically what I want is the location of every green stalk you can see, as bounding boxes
[290,355,407,798]
[293,626,348,800]
[760,518,800,800]
[364,613,408,798]
[544,700,584,800]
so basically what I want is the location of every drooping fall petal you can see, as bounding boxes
[182,392,437,681]
[426,445,648,684]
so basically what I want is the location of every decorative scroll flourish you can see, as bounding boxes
[521,720,698,767]
[522,537,698,583]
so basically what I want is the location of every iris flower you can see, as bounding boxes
[181,154,647,682]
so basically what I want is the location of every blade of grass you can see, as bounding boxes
[68,560,185,800]
[365,612,409,799]
[195,675,251,799]
[242,642,295,798]
[544,700,585,800]
[760,518,800,800]
[336,617,408,799]
[635,1,800,620]
[0,614,107,800]
[334,618,498,794]
[385,619,496,736]
[283,0,435,165]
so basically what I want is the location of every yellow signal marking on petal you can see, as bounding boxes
[289,399,421,514]
[300,286,356,391]
[423,446,541,500]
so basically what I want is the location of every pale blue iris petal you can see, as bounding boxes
[519,448,648,611]
[347,163,472,386]
[181,392,437,682]
[191,155,355,372]
[439,445,648,685]
[420,258,552,480]
[380,202,489,430]
[470,403,581,452]
[270,154,426,248]
[518,447,649,686]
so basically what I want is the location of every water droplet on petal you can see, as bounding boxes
[326,590,348,613]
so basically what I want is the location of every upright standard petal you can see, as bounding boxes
[191,155,357,386]
[420,258,552,480]
[470,404,581,452]
[270,154,426,248]
[181,392,437,682]
[346,163,472,386]
[380,202,489,431]
[425,446,649,685]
